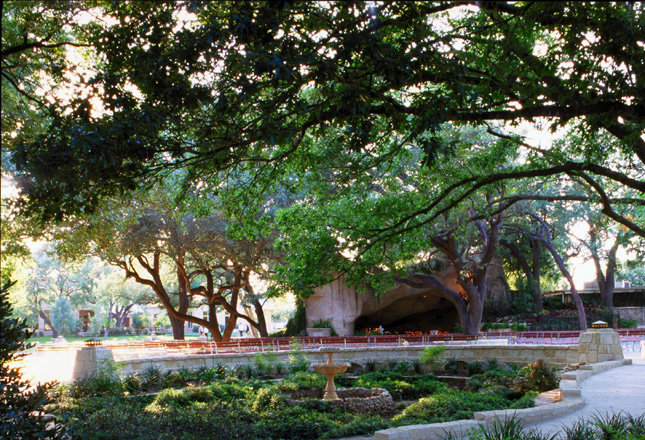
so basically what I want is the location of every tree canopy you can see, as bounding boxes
[4,1,643,233]
[2,1,644,335]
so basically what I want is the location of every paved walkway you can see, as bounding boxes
[525,351,645,436]
[341,350,645,440]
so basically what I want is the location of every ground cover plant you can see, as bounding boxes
[444,413,645,440]
[47,356,558,440]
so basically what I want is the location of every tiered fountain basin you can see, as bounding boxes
[305,346,395,415]
[311,346,350,400]
[285,387,395,415]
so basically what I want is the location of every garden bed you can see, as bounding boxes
[48,356,556,440]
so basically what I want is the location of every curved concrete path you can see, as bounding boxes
[525,351,645,436]
[341,350,645,440]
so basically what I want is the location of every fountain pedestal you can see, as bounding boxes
[312,347,349,400]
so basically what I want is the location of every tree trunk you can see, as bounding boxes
[39,309,59,338]
[221,267,243,340]
[500,238,543,312]
[112,303,134,328]
[531,239,543,312]
[458,278,486,336]
[546,244,587,331]
[208,301,223,341]
[243,271,268,337]
[530,215,587,330]
[171,264,190,340]
[253,300,269,337]
[593,239,619,309]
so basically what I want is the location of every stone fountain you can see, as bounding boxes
[311,346,349,400]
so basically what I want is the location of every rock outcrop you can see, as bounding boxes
[306,260,507,336]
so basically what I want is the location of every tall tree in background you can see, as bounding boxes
[52,179,284,341]
[499,234,545,312]
[275,126,517,335]
[571,210,641,309]
[511,208,589,330]
[10,246,96,337]
[93,265,158,328]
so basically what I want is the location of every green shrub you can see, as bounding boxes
[310,318,338,336]
[209,379,250,401]
[141,365,162,391]
[251,387,288,412]
[626,413,645,438]
[393,390,510,424]
[485,358,501,372]
[122,374,141,394]
[461,415,548,440]
[592,411,638,439]
[282,371,326,389]
[286,339,310,373]
[393,361,413,375]
[252,405,327,440]
[152,388,190,408]
[419,345,446,371]
[196,366,219,384]
[355,372,445,400]
[365,359,377,372]
[131,313,153,332]
[69,399,250,440]
[243,363,256,379]
[444,357,463,374]
[466,361,486,376]
[517,359,558,392]
[450,412,645,440]
[618,318,638,328]
[283,298,307,337]
[561,418,599,440]
[68,359,123,399]
[320,414,388,439]
[253,350,274,376]
[467,369,515,394]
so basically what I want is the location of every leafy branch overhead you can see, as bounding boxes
[3,1,642,238]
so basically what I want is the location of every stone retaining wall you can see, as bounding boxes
[615,307,645,326]
[105,344,579,378]
[70,328,623,380]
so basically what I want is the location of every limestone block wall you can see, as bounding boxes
[71,329,623,378]
[577,328,624,364]
[72,346,114,380]
[334,345,579,369]
[109,344,579,377]
[615,307,645,326]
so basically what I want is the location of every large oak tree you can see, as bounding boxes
[4,1,643,234]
